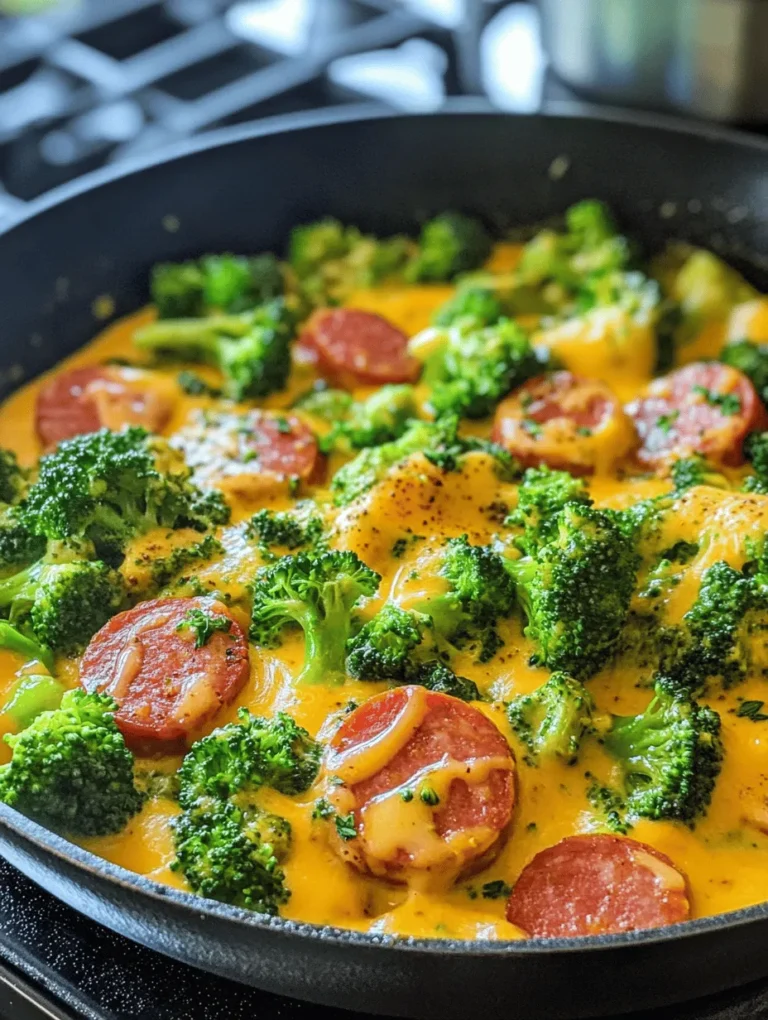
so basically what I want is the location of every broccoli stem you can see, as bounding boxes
[0,621,53,672]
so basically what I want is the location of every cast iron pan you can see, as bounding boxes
[0,103,767,1020]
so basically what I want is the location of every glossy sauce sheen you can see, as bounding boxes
[2,244,768,942]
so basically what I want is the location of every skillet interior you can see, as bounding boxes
[1,104,768,1019]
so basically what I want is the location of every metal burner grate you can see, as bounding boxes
[0,0,516,221]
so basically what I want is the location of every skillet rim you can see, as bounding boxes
[1,99,768,958]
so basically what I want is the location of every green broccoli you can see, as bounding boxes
[171,796,290,913]
[406,213,492,283]
[509,503,639,679]
[134,298,295,401]
[0,449,27,506]
[416,534,516,663]
[671,455,730,494]
[505,465,592,555]
[0,450,45,572]
[293,385,354,422]
[0,620,54,673]
[289,218,410,305]
[518,200,631,290]
[321,385,418,452]
[179,709,321,807]
[249,550,380,685]
[176,605,234,649]
[433,286,504,329]
[743,432,768,494]
[18,427,229,563]
[721,340,768,407]
[1,672,64,729]
[0,689,142,836]
[246,505,326,561]
[0,556,124,655]
[602,682,723,825]
[345,602,480,700]
[655,246,756,348]
[331,416,517,507]
[423,319,545,420]
[507,671,597,764]
[678,560,758,689]
[151,253,284,318]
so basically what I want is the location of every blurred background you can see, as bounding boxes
[0,0,766,226]
[0,0,549,224]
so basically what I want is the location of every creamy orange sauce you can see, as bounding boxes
[2,242,768,941]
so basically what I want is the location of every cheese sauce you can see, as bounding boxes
[2,243,768,941]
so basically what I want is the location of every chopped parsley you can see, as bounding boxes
[419,784,440,806]
[400,788,414,802]
[335,812,357,841]
[481,880,512,900]
[737,700,768,722]
[312,798,335,820]
[692,384,742,416]
[521,418,543,438]
[656,410,679,433]
[177,370,222,398]
[176,607,232,648]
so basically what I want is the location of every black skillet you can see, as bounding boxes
[0,103,767,1020]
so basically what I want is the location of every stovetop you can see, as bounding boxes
[0,1,767,1017]
[0,0,563,222]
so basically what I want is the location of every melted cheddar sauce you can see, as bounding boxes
[3,242,768,941]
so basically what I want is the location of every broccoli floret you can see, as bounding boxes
[0,689,142,836]
[322,385,418,451]
[246,505,325,561]
[603,682,723,825]
[289,218,410,305]
[345,604,481,700]
[293,385,354,422]
[135,298,294,401]
[171,796,290,913]
[0,450,44,572]
[249,550,380,685]
[0,449,26,506]
[424,319,545,420]
[679,561,757,688]
[411,660,480,701]
[19,427,229,562]
[176,605,233,649]
[743,432,768,494]
[433,286,504,329]
[0,509,45,573]
[420,535,516,662]
[346,603,429,680]
[331,416,517,507]
[721,340,768,407]
[0,557,124,655]
[654,246,756,348]
[505,466,592,555]
[518,201,630,290]
[151,253,284,318]
[507,671,596,764]
[134,767,180,802]
[179,709,321,807]
[671,455,730,494]
[406,213,492,283]
[509,503,639,679]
